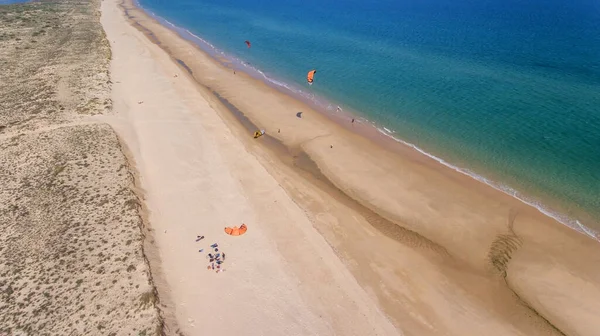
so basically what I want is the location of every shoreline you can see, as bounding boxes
[102,0,401,334]
[134,0,598,238]
[106,0,600,334]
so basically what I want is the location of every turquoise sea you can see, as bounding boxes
[139,0,600,233]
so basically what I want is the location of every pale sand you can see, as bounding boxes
[101,1,398,335]
[102,0,600,335]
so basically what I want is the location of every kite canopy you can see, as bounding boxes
[245,40,251,48]
[225,224,248,236]
[307,70,316,84]
[253,130,265,138]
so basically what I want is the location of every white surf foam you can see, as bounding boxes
[375,127,599,242]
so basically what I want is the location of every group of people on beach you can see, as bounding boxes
[197,236,227,273]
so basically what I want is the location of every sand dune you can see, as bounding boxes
[0,1,160,334]
[100,0,600,335]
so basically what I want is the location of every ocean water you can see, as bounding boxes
[138,0,600,232]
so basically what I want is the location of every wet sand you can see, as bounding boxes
[102,0,600,335]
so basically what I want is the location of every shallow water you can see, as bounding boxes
[138,0,600,230]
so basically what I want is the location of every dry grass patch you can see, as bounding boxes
[0,0,161,335]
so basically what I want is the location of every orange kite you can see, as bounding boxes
[307,69,316,84]
[224,223,248,236]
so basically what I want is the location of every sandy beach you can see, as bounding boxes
[101,1,400,335]
[2,0,598,334]
[98,0,600,335]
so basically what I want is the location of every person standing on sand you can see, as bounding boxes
[351,118,355,123]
